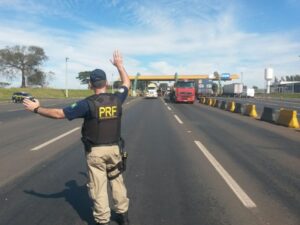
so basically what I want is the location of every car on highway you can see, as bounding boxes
[11,92,34,103]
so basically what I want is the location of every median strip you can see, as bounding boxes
[174,115,183,124]
[31,127,81,151]
[194,140,257,209]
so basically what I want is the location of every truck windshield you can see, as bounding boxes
[175,81,194,88]
[148,87,156,90]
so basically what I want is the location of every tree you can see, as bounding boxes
[0,45,48,88]
[76,71,91,84]
[27,70,54,87]
[0,82,10,88]
[213,71,221,95]
[286,75,292,81]
[212,83,218,95]
[113,80,122,89]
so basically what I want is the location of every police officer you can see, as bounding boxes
[23,50,130,225]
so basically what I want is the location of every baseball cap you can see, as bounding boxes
[90,69,107,83]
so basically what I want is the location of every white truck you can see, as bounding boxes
[241,87,255,98]
[145,83,158,98]
[222,83,243,97]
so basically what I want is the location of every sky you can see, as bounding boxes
[0,0,299,89]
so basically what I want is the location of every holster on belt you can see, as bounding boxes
[107,138,128,180]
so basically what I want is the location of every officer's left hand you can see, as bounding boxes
[23,98,40,112]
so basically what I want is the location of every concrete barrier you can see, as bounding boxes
[199,97,205,104]
[220,101,226,110]
[260,107,275,123]
[214,99,219,108]
[204,98,209,105]
[276,109,299,128]
[211,99,216,107]
[244,104,258,118]
[226,101,235,112]
[234,103,243,114]
[206,98,213,106]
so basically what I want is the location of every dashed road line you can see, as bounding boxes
[194,140,257,209]
[174,114,183,124]
[167,106,172,111]
[31,127,81,151]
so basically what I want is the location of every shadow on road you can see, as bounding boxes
[24,179,95,225]
[24,173,121,225]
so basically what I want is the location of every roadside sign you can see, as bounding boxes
[221,73,230,80]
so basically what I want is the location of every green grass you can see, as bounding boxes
[0,88,96,101]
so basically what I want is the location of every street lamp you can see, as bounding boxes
[65,57,69,98]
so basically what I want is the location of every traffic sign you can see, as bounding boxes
[221,73,230,80]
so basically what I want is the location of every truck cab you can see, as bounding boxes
[170,80,195,103]
[145,83,158,98]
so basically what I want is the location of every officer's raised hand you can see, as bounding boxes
[110,50,130,89]
[110,50,123,68]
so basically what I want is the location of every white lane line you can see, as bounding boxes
[167,106,172,111]
[174,115,183,124]
[31,127,81,151]
[194,140,257,209]
[7,109,23,112]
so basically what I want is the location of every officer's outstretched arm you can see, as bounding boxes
[23,98,65,119]
[110,50,130,89]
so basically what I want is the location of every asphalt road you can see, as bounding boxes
[0,97,299,225]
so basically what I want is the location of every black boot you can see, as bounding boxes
[117,212,129,225]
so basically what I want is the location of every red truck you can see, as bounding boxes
[170,80,196,103]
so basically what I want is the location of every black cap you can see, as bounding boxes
[90,69,107,83]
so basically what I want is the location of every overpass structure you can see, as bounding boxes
[128,74,239,81]
[127,74,240,96]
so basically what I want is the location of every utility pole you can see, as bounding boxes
[65,57,69,98]
[112,73,114,93]
[175,72,178,83]
[133,72,140,96]
[241,72,244,85]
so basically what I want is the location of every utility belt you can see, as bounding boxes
[82,137,128,180]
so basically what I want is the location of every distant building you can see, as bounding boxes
[271,81,300,93]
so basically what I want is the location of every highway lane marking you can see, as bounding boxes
[31,127,81,151]
[194,140,257,209]
[125,98,139,105]
[167,106,172,111]
[7,109,24,112]
[174,115,183,124]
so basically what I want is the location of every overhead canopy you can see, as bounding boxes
[128,74,239,81]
